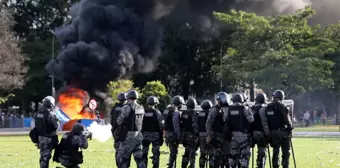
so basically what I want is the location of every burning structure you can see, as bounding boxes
[46,0,161,130]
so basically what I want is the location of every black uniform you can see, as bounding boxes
[198,108,213,168]
[251,104,268,168]
[111,102,127,167]
[206,106,225,167]
[226,103,254,168]
[54,123,91,168]
[265,101,292,168]
[181,108,199,168]
[142,107,164,168]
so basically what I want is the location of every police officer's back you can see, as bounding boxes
[116,90,145,168]
[35,96,59,168]
[266,90,293,133]
[265,90,293,168]
[164,95,185,168]
[181,97,199,168]
[198,100,213,168]
[251,93,269,168]
[56,123,91,168]
[141,96,164,168]
[227,93,254,168]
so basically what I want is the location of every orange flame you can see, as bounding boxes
[57,87,96,120]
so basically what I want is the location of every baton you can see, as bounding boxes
[290,138,297,168]
[252,147,254,168]
[267,146,272,168]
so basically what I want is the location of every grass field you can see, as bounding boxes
[0,136,339,168]
[294,125,340,132]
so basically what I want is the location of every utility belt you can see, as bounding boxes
[271,128,286,131]
[199,132,207,136]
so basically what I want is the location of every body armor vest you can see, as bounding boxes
[142,108,160,132]
[181,109,194,133]
[164,107,175,132]
[212,107,224,133]
[228,105,249,132]
[125,104,144,132]
[266,102,285,130]
[198,110,209,132]
[251,104,265,132]
[35,109,56,136]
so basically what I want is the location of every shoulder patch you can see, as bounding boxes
[199,112,206,117]
[230,110,239,115]
[182,114,189,119]
[267,111,274,115]
[36,113,44,118]
[144,112,154,117]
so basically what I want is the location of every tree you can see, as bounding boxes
[144,24,221,99]
[3,0,76,110]
[107,80,140,105]
[140,81,170,110]
[0,94,14,104]
[0,4,27,94]
[213,7,335,97]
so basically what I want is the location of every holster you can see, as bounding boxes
[49,135,59,149]
[29,128,39,144]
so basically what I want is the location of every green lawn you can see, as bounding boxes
[0,136,339,168]
[294,125,340,132]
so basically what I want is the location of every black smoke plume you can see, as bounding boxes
[46,0,161,92]
[46,0,161,118]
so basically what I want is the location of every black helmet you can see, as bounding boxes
[126,90,139,99]
[186,98,197,109]
[147,96,159,105]
[117,92,127,102]
[172,95,185,106]
[272,90,285,100]
[216,92,230,107]
[232,93,244,103]
[72,123,85,135]
[42,96,55,108]
[201,100,213,110]
[255,93,267,104]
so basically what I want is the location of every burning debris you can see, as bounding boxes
[56,87,96,120]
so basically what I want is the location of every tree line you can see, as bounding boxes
[0,1,339,122]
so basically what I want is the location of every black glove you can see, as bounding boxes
[286,127,293,137]
[85,131,92,140]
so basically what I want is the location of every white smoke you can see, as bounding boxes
[272,0,312,13]
[86,122,112,142]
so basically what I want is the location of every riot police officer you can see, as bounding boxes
[35,96,59,168]
[226,93,254,168]
[142,96,164,168]
[55,123,92,168]
[181,97,199,168]
[164,95,184,168]
[198,100,213,168]
[264,90,293,168]
[206,92,230,167]
[111,92,127,167]
[116,90,146,168]
[251,93,269,168]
